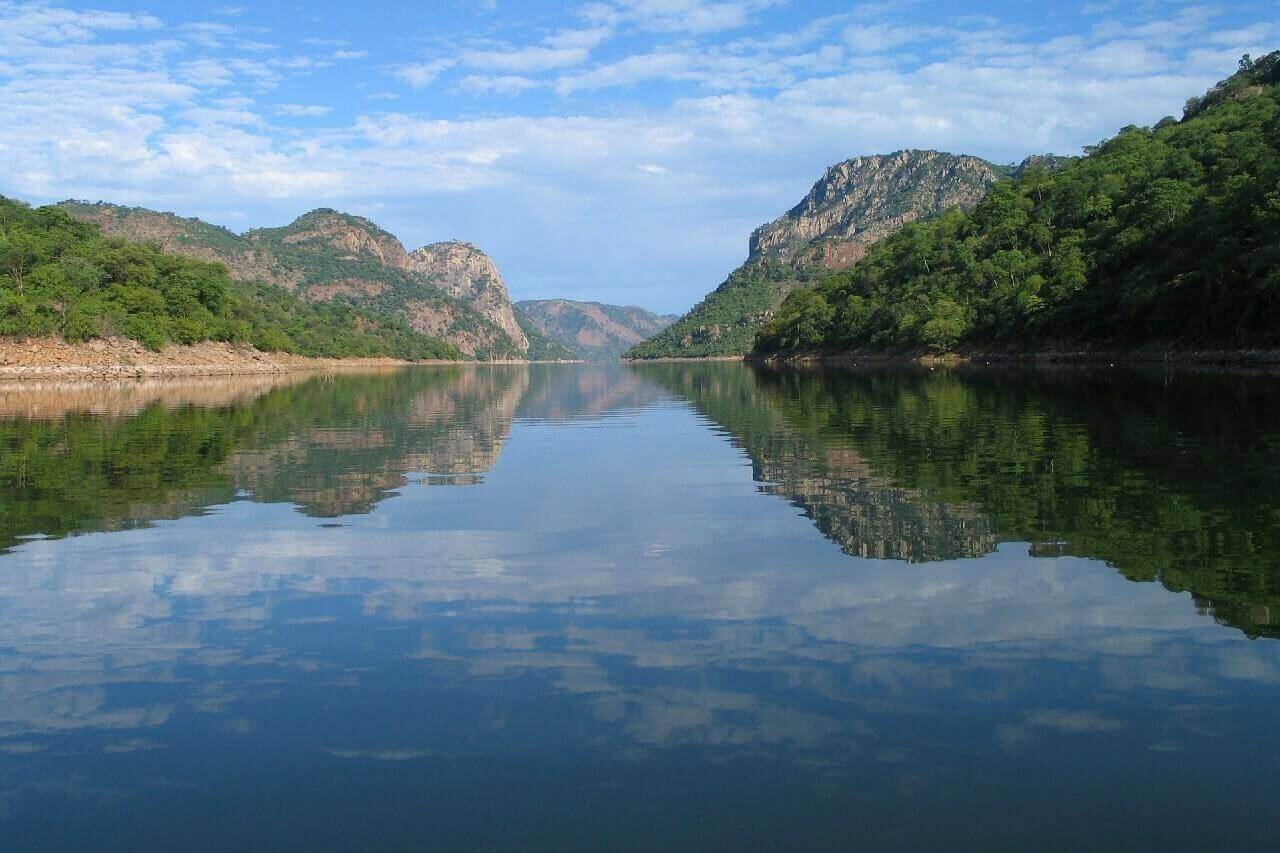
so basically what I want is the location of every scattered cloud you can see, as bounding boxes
[458,26,610,73]
[275,103,333,117]
[458,74,540,95]
[583,0,782,35]
[0,0,1271,308]
[391,59,455,88]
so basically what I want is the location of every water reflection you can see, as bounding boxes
[639,362,1280,637]
[0,363,1278,849]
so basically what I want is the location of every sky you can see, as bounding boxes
[1,1,1276,312]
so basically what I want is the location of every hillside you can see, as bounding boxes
[0,196,458,361]
[755,53,1280,357]
[517,313,579,361]
[58,203,527,359]
[515,299,677,360]
[626,150,1005,358]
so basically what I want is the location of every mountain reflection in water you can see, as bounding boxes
[0,363,1278,850]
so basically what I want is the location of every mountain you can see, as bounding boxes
[517,314,579,361]
[754,51,1280,357]
[626,149,1004,359]
[58,203,527,359]
[515,299,677,360]
[0,195,458,361]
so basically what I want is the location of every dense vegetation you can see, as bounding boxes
[626,257,823,358]
[638,361,1280,638]
[755,53,1280,355]
[0,197,459,359]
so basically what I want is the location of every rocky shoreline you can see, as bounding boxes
[0,337,441,380]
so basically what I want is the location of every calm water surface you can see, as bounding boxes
[1,363,1279,850]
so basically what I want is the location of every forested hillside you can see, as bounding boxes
[755,53,1280,356]
[0,197,459,360]
[59,203,527,359]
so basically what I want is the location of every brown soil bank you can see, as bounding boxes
[0,337,444,380]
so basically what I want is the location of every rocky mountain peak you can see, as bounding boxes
[408,241,528,351]
[748,149,1002,267]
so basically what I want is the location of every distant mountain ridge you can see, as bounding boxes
[626,149,1008,359]
[516,299,677,360]
[59,203,528,359]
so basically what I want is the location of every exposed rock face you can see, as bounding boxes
[749,150,1003,269]
[58,203,528,359]
[515,299,677,360]
[409,242,528,351]
[627,149,1004,359]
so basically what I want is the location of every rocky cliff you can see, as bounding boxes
[409,242,528,351]
[626,149,1004,359]
[59,203,528,359]
[749,150,1003,267]
[515,299,677,360]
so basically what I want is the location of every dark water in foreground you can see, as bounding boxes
[1,362,1279,850]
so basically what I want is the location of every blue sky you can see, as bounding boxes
[1,1,1276,312]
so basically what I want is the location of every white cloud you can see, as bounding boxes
[275,103,333,117]
[461,43,593,73]
[458,74,540,96]
[583,0,781,35]
[391,59,455,88]
[843,23,943,54]
[555,51,694,94]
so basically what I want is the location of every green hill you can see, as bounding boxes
[755,53,1280,357]
[0,196,459,360]
[57,203,528,359]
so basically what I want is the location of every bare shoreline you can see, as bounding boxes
[0,337,585,381]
